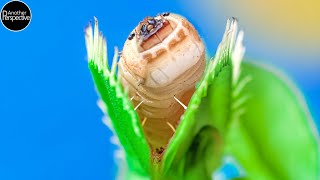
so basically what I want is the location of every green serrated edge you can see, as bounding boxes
[161,18,242,176]
[85,17,150,176]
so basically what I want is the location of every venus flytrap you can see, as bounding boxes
[85,15,319,179]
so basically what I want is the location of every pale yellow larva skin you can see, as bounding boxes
[118,13,205,156]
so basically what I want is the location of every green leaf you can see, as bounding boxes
[161,18,239,179]
[85,18,150,178]
[225,62,320,179]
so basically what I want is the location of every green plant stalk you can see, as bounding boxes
[84,17,320,179]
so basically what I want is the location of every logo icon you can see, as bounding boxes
[1,1,31,32]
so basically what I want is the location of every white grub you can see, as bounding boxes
[118,13,205,155]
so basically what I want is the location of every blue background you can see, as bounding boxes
[0,0,318,179]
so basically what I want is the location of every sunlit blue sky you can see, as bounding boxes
[0,0,318,179]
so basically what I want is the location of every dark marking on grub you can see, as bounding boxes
[128,33,135,40]
[162,12,170,16]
